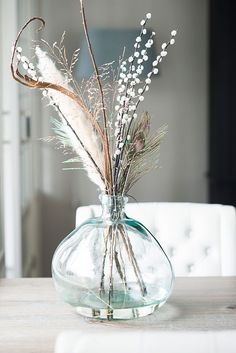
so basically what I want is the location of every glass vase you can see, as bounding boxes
[52,194,174,320]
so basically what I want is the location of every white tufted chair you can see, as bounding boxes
[76,203,236,277]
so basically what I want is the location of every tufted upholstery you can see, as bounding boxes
[76,203,236,277]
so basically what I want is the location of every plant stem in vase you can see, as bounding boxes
[10,0,177,320]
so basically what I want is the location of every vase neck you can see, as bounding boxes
[99,194,128,222]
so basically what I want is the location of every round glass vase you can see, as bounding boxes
[52,194,174,320]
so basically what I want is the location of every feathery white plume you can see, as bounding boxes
[35,46,105,190]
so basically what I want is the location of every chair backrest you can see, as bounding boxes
[76,202,236,277]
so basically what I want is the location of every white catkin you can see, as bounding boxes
[35,46,105,190]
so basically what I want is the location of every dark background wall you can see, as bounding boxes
[209,0,236,206]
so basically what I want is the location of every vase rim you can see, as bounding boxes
[99,193,128,203]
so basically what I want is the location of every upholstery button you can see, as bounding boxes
[185,228,192,238]
[204,246,211,256]
[169,247,176,257]
[187,263,194,273]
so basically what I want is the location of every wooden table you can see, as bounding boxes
[0,277,236,353]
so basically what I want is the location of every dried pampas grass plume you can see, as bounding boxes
[35,46,105,190]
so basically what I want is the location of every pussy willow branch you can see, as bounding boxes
[116,41,172,193]
[10,17,104,141]
[80,0,113,194]
[113,25,145,192]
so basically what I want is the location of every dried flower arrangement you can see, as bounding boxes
[11,1,177,319]
[11,1,177,197]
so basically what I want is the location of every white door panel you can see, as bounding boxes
[0,0,22,277]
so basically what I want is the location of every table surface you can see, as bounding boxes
[0,277,236,353]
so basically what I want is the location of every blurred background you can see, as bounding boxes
[0,0,234,277]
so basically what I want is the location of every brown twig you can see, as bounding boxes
[80,0,113,194]
[99,226,111,296]
[108,225,116,307]
[118,224,147,297]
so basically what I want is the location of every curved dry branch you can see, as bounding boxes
[10,17,104,140]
